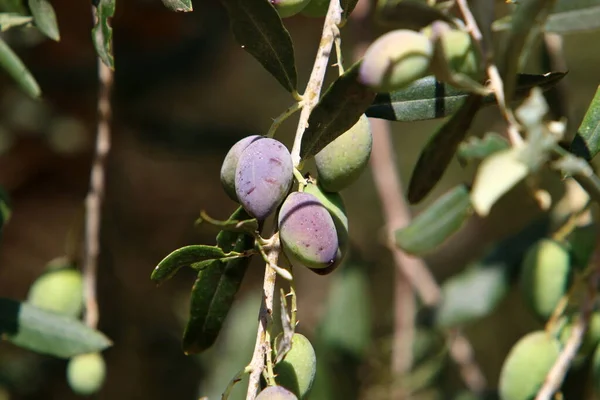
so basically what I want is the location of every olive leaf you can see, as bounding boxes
[0,297,112,358]
[161,0,193,12]
[151,245,232,285]
[407,94,483,204]
[182,233,255,354]
[470,148,530,217]
[300,61,376,160]
[91,0,115,69]
[374,0,454,31]
[570,85,600,161]
[0,37,40,98]
[432,217,551,328]
[457,133,510,165]
[28,0,59,41]
[395,185,472,255]
[0,13,32,32]
[219,0,297,93]
[0,186,11,232]
[197,209,259,236]
[366,72,567,122]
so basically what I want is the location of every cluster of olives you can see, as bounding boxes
[270,0,329,19]
[358,21,482,93]
[256,333,317,399]
[220,114,372,274]
[498,237,600,400]
[26,258,106,396]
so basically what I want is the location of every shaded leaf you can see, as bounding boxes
[341,0,359,22]
[0,13,32,31]
[151,245,229,285]
[0,186,11,231]
[0,0,27,13]
[565,223,597,270]
[374,0,454,31]
[546,0,600,33]
[432,218,551,327]
[407,94,483,204]
[161,0,193,12]
[0,37,40,98]
[91,0,115,69]
[470,148,529,217]
[457,133,510,165]
[220,0,297,93]
[395,185,472,255]
[0,298,112,358]
[367,72,566,122]
[28,0,59,41]
[182,233,254,354]
[570,85,600,161]
[300,61,376,160]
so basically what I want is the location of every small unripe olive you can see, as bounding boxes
[27,268,84,318]
[315,114,372,192]
[359,30,433,92]
[66,352,106,396]
[271,0,311,18]
[520,239,572,321]
[300,0,327,17]
[220,135,262,202]
[256,385,299,400]
[273,333,317,399]
[498,331,560,400]
[422,22,482,82]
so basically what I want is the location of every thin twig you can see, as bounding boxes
[535,269,600,400]
[290,0,342,167]
[83,8,114,330]
[447,329,488,393]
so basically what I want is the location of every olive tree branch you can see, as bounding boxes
[290,0,342,167]
[83,7,114,329]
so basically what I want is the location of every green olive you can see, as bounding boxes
[271,0,311,18]
[27,268,84,318]
[66,352,107,396]
[273,333,317,399]
[301,0,328,17]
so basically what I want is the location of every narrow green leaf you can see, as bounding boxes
[457,133,510,164]
[433,218,551,328]
[197,209,259,236]
[219,0,297,93]
[161,0,193,12]
[0,37,40,98]
[395,185,472,255]
[501,0,557,103]
[0,186,11,231]
[374,0,454,31]
[91,0,115,69]
[0,298,112,358]
[366,72,566,122]
[0,13,32,31]
[341,0,359,22]
[570,85,600,161]
[300,61,377,160]
[182,233,254,354]
[407,94,483,204]
[28,0,59,41]
[470,148,529,217]
[151,245,228,284]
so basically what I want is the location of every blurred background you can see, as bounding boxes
[0,0,599,399]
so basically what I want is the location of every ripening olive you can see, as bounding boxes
[421,22,482,82]
[67,352,107,396]
[315,114,372,192]
[359,30,433,92]
[498,331,560,400]
[220,135,263,202]
[274,333,317,399]
[301,0,328,17]
[520,239,573,321]
[256,385,299,400]
[278,191,340,270]
[27,268,84,318]
[271,0,311,18]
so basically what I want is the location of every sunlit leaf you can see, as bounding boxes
[571,85,600,161]
[151,245,229,285]
[28,0,59,41]
[0,37,40,98]
[407,94,483,204]
[0,298,112,358]
[0,13,32,31]
[161,0,193,12]
[300,61,376,160]
[220,0,297,93]
[457,133,510,165]
[367,72,566,122]
[470,148,529,217]
[395,185,472,255]
[91,0,115,69]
